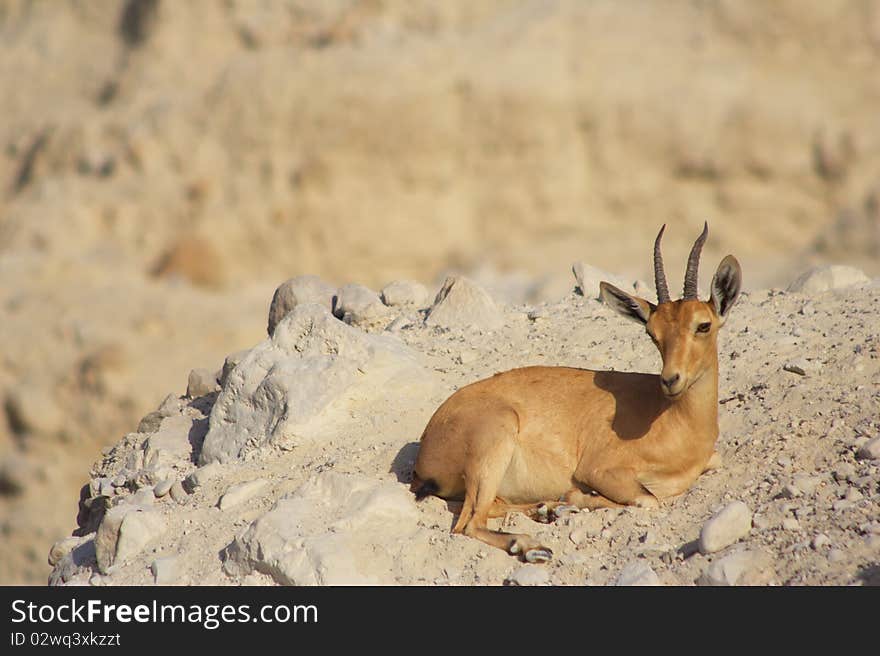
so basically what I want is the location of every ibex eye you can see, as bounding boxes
[697,322,711,333]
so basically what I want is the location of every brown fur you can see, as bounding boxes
[410,229,741,561]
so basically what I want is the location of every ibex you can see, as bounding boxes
[410,223,742,562]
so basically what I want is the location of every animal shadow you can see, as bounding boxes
[390,442,420,485]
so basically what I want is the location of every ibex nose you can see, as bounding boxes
[661,373,680,391]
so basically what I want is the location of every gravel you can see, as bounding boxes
[698,501,753,554]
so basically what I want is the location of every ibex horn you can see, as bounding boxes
[682,221,709,300]
[654,224,671,305]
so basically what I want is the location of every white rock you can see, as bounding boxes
[782,517,801,531]
[219,349,251,389]
[200,304,437,464]
[95,506,166,573]
[169,481,189,504]
[698,501,752,554]
[425,276,503,330]
[129,488,155,506]
[267,275,337,336]
[219,479,269,511]
[569,528,590,546]
[787,265,869,294]
[48,535,90,567]
[783,359,811,376]
[157,394,180,418]
[791,474,826,495]
[223,471,420,585]
[143,414,199,469]
[151,556,179,585]
[506,565,550,586]
[828,549,846,563]
[380,280,430,308]
[573,512,604,540]
[187,368,218,398]
[812,534,831,550]
[334,283,395,328]
[845,487,864,502]
[185,462,223,490]
[116,509,167,565]
[613,561,662,586]
[94,506,129,574]
[699,549,761,586]
[572,262,635,301]
[47,537,97,586]
[152,477,175,498]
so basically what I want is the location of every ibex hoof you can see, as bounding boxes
[534,504,552,523]
[551,504,579,520]
[524,547,553,564]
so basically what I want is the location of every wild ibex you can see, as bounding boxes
[410,223,742,562]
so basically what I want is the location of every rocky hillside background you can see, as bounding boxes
[2,0,880,584]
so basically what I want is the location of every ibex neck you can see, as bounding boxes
[669,360,719,439]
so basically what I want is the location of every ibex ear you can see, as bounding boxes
[710,255,742,324]
[600,282,655,325]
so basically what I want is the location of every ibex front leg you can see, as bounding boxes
[566,466,660,510]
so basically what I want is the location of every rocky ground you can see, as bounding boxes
[47,263,880,586]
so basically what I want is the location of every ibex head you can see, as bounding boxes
[600,222,742,400]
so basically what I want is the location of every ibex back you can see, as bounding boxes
[410,223,742,562]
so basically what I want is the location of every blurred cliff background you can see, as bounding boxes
[1,0,879,584]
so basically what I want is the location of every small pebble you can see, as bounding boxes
[752,514,771,530]
[169,481,188,504]
[186,368,218,398]
[569,528,590,546]
[218,479,268,511]
[780,484,801,499]
[153,477,175,498]
[699,550,759,586]
[844,487,864,502]
[130,488,155,505]
[781,517,800,531]
[833,463,856,482]
[457,349,479,365]
[185,462,223,491]
[527,308,549,321]
[828,549,846,563]
[856,436,880,460]
[699,501,753,554]
[811,534,830,550]
[832,499,853,511]
[157,394,179,418]
[151,556,179,585]
[860,522,880,535]
[794,506,813,520]
[613,561,662,586]
[380,280,430,308]
[48,536,85,567]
